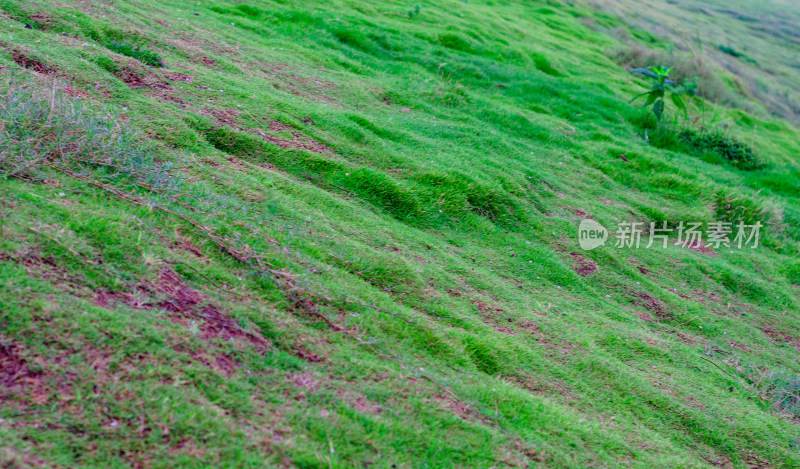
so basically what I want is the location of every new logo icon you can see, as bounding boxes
[578,219,608,250]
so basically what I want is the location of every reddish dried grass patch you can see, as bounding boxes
[290,344,325,363]
[262,63,338,104]
[761,327,800,352]
[570,252,597,276]
[115,66,172,90]
[94,268,270,352]
[627,288,674,321]
[677,239,717,257]
[0,341,68,408]
[336,389,381,415]
[11,50,55,74]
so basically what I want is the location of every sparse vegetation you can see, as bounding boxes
[1,75,171,188]
[760,371,800,417]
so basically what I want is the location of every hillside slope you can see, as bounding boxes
[1,0,800,467]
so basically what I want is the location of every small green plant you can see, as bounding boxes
[407,4,421,17]
[630,66,685,122]
[107,41,163,67]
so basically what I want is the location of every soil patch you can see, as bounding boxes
[11,50,55,74]
[627,288,674,321]
[570,252,597,276]
[94,268,270,352]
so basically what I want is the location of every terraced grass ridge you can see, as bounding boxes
[1,0,800,467]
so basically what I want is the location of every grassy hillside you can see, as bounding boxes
[1,0,799,467]
[586,0,800,121]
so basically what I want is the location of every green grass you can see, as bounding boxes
[1,0,800,467]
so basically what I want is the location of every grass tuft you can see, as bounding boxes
[645,122,764,170]
[106,41,164,67]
